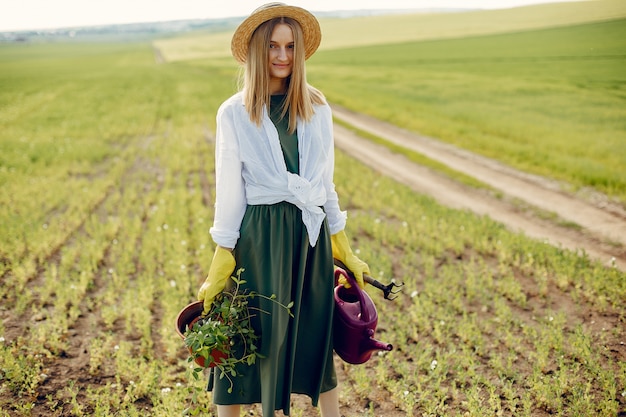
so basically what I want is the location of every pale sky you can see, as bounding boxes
[1,0,579,32]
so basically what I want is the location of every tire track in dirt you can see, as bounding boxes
[331,105,626,271]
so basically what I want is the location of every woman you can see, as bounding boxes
[197,3,370,416]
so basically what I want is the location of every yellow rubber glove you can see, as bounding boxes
[331,230,370,289]
[197,246,236,314]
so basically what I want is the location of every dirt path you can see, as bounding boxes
[331,105,626,271]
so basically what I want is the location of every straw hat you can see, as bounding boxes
[231,2,321,64]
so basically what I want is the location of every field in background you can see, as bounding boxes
[155,0,626,61]
[1,2,626,416]
[317,0,626,50]
[154,0,626,204]
[310,18,626,203]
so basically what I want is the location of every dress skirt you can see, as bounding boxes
[207,201,337,416]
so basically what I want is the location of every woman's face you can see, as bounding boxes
[268,23,294,93]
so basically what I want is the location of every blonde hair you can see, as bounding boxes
[242,17,325,133]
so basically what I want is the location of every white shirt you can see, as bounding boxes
[209,92,347,248]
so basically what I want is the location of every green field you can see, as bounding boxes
[317,0,626,50]
[1,2,626,416]
[154,0,626,204]
[310,18,626,202]
[155,0,626,60]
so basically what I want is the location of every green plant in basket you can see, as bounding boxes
[183,270,294,394]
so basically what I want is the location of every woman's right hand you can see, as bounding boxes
[197,246,236,314]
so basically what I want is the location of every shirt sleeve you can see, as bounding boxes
[321,105,347,235]
[209,103,247,248]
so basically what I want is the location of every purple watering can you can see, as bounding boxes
[333,267,393,364]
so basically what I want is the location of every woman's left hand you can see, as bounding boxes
[331,230,370,288]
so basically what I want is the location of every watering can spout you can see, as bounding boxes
[362,329,393,356]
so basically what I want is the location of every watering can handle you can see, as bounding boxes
[333,268,371,323]
[333,258,404,301]
[333,259,371,286]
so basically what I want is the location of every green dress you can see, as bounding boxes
[208,95,337,416]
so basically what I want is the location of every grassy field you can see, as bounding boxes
[317,0,626,50]
[154,0,626,205]
[155,0,626,60]
[1,4,625,416]
[309,18,626,203]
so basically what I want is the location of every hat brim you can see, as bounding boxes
[231,4,321,64]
